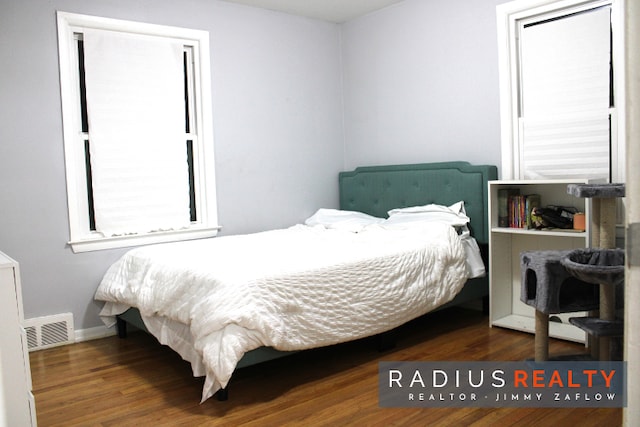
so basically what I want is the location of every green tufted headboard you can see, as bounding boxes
[338,161,498,244]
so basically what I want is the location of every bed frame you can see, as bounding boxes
[339,161,497,309]
[116,161,497,400]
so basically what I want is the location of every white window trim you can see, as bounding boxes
[57,11,219,253]
[496,0,626,182]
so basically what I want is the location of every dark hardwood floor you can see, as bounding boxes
[29,307,622,426]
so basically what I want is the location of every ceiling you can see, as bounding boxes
[218,0,405,23]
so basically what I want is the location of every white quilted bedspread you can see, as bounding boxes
[95,223,468,401]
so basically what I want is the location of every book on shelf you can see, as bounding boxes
[506,193,540,229]
[498,188,519,227]
[524,194,541,229]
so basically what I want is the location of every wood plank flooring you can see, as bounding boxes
[29,307,622,426]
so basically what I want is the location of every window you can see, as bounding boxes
[497,0,625,183]
[57,12,219,253]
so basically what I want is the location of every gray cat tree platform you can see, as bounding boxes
[520,250,599,361]
[520,183,625,361]
[567,183,625,360]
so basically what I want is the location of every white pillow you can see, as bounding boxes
[388,200,467,216]
[385,201,470,227]
[304,208,384,232]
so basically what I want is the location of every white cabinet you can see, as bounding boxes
[0,251,36,426]
[488,180,592,343]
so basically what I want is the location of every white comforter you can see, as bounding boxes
[95,222,468,401]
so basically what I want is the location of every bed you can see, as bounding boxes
[95,161,497,402]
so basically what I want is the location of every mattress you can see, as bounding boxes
[96,222,471,401]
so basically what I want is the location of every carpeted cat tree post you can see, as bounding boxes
[564,183,626,360]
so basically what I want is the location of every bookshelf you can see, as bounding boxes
[488,179,592,342]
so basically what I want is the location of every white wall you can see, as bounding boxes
[209,3,346,234]
[0,0,344,331]
[341,0,505,169]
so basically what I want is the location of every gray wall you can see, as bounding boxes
[341,0,504,169]
[0,0,345,330]
[0,0,505,332]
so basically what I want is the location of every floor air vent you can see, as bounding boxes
[24,313,75,351]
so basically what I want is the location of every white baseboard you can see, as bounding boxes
[74,325,116,343]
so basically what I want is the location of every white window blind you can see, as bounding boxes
[519,6,611,180]
[83,29,191,236]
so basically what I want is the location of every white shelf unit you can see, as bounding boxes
[0,251,37,426]
[488,179,592,343]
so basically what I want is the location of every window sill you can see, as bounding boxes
[67,225,221,253]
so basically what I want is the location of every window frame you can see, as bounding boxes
[496,0,625,183]
[57,11,219,253]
